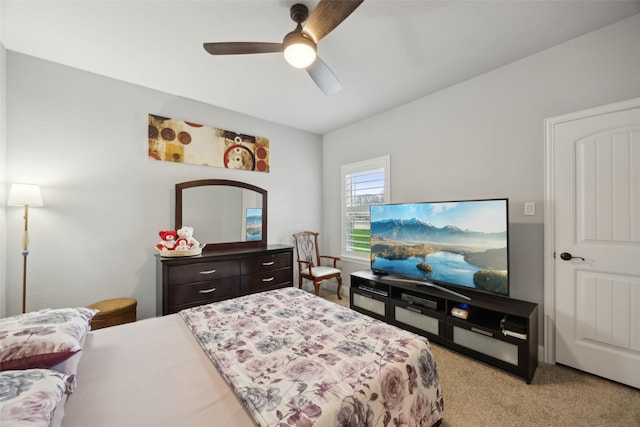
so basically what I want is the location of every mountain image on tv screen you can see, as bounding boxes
[370,199,509,295]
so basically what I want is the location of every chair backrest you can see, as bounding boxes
[293,231,320,266]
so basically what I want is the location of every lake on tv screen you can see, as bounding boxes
[372,251,482,288]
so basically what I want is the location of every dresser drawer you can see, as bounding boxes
[241,252,291,274]
[167,260,240,285]
[168,277,240,308]
[241,268,292,294]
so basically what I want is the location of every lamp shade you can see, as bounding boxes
[283,32,317,69]
[8,184,43,207]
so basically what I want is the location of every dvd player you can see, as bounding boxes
[401,293,438,310]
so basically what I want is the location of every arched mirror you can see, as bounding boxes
[175,179,267,251]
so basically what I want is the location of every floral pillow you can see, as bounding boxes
[0,308,97,371]
[0,369,76,427]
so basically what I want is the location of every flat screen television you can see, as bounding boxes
[370,198,509,298]
[245,208,263,241]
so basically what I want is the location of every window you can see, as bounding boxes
[341,155,390,261]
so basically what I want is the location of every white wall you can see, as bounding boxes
[322,14,640,340]
[4,53,322,318]
[0,41,7,318]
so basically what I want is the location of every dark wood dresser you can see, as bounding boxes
[156,244,293,315]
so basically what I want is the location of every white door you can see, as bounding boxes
[549,98,640,389]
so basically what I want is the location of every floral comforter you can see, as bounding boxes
[179,288,443,427]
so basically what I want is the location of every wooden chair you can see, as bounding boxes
[293,231,342,299]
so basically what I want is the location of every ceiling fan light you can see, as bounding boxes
[283,32,317,68]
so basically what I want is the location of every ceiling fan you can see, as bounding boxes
[203,0,364,95]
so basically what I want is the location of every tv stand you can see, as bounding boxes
[350,270,538,383]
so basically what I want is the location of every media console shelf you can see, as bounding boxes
[350,270,538,383]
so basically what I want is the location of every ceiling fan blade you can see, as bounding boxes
[203,42,283,55]
[307,57,342,95]
[303,0,364,42]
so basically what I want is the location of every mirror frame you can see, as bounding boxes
[175,179,268,251]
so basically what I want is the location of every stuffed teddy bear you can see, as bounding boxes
[156,230,178,251]
[177,226,200,248]
[174,239,191,251]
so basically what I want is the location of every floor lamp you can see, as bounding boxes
[8,184,43,313]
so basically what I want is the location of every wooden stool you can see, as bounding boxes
[88,297,137,330]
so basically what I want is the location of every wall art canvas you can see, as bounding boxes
[148,114,269,172]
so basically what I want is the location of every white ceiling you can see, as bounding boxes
[2,0,639,134]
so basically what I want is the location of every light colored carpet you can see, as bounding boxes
[317,288,640,426]
[431,343,640,426]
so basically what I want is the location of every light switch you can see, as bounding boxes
[524,202,535,216]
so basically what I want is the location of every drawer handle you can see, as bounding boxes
[471,327,493,337]
[405,305,422,314]
[261,277,275,282]
[261,261,275,266]
[199,269,216,275]
[199,288,217,294]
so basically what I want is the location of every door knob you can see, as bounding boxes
[560,252,585,261]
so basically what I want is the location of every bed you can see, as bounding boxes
[1,288,443,427]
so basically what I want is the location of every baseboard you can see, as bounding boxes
[300,279,347,296]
